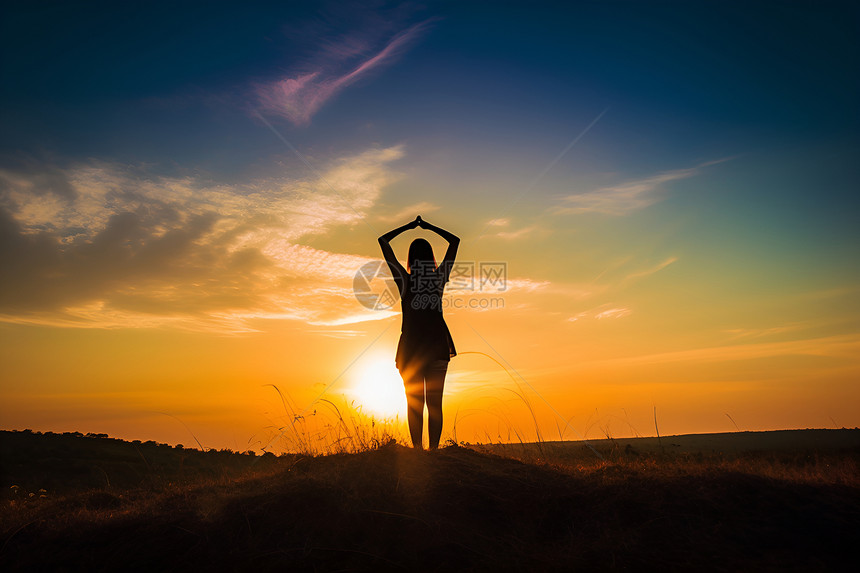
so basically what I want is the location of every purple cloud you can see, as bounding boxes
[256,20,432,126]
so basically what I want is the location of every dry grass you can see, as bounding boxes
[252,386,408,455]
[2,429,859,571]
[473,435,860,488]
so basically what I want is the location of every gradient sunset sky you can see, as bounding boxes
[2,1,858,450]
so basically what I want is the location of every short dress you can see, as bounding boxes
[392,265,456,374]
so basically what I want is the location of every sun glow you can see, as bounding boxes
[350,357,407,418]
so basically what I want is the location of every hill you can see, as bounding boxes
[1,429,859,571]
[473,428,860,462]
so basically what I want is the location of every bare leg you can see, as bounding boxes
[425,361,448,450]
[402,370,425,449]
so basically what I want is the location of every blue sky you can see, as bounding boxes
[3,2,857,263]
[4,1,856,164]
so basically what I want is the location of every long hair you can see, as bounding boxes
[407,238,436,273]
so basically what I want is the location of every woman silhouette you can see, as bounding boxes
[378,216,459,449]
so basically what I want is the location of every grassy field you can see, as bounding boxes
[1,428,858,571]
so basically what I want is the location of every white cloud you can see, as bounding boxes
[375,201,439,224]
[584,334,860,368]
[595,307,632,320]
[2,146,404,242]
[722,324,803,340]
[0,147,406,332]
[553,159,728,216]
[490,225,537,240]
[568,303,632,322]
[622,257,678,284]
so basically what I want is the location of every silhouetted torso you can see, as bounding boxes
[393,264,456,372]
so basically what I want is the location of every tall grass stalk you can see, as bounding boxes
[457,351,603,459]
[255,385,406,456]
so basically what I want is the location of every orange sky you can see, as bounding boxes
[2,175,858,451]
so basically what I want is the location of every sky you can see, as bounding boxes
[1,0,858,450]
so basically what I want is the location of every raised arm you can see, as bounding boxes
[378,218,418,278]
[417,216,460,283]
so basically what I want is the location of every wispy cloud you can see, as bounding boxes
[621,256,678,284]
[595,307,632,320]
[583,334,860,368]
[0,146,569,332]
[568,303,632,322]
[256,20,433,125]
[553,158,729,216]
[477,218,540,240]
[0,147,405,332]
[375,201,439,223]
[722,324,804,340]
[490,225,538,240]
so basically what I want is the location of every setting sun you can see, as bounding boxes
[349,357,407,419]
